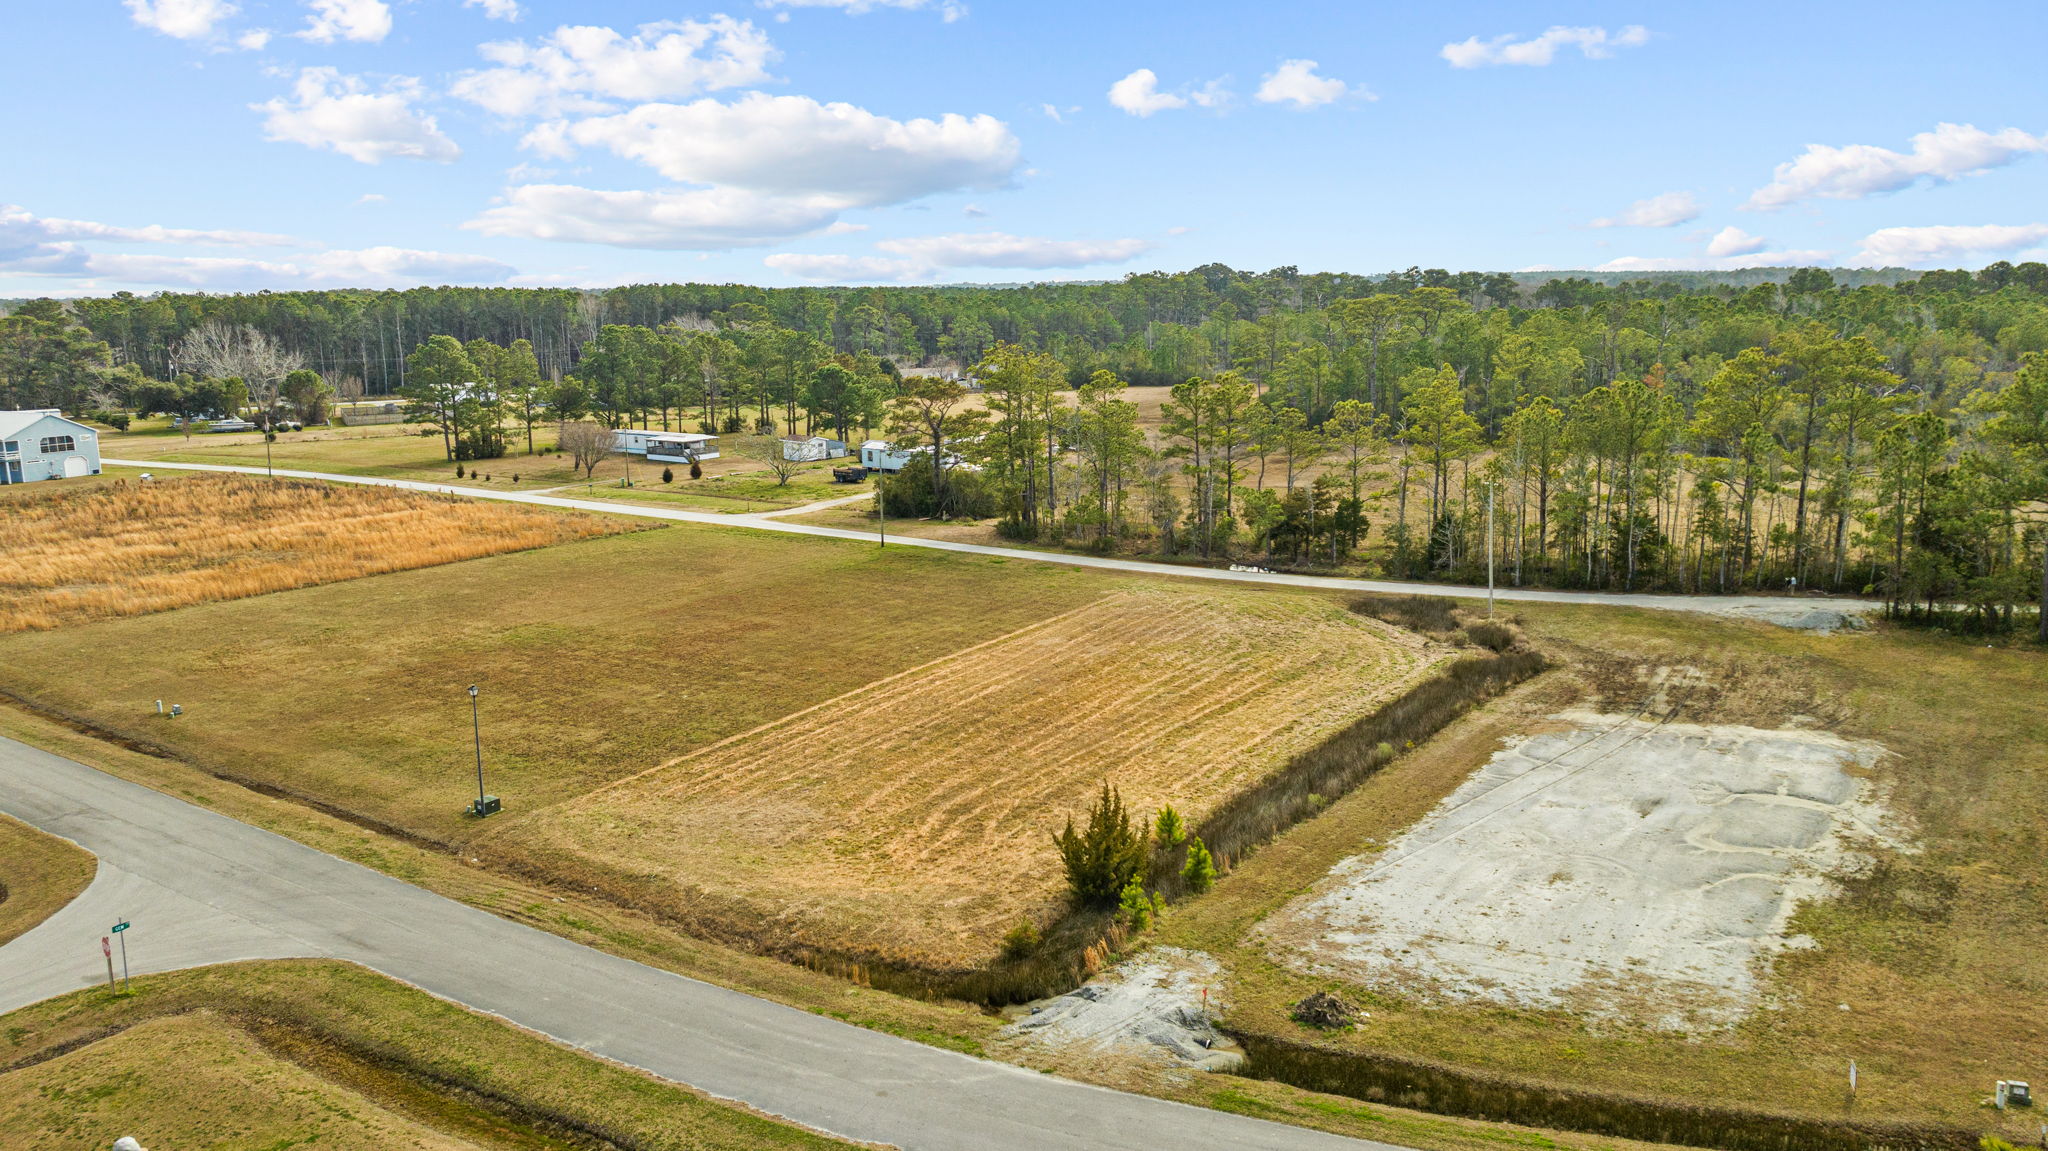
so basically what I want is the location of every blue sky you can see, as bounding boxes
[4,1,2046,295]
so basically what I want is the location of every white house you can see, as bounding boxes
[0,409,100,484]
[780,435,849,462]
[859,439,915,472]
[612,429,720,463]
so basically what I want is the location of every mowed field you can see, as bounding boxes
[0,961,846,1151]
[496,587,1440,968]
[0,520,1107,844]
[0,814,95,947]
[0,473,621,632]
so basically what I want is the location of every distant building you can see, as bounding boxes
[612,429,720,463]
[780,435,849,462]
[0,409,100,484]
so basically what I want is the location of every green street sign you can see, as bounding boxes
[111,922,129,933]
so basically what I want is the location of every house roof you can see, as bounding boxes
[0,409,91,440]
[625,430,716,443]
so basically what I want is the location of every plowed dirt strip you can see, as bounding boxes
[496,588,1440,968]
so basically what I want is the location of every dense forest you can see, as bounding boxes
[3,262,2046,633]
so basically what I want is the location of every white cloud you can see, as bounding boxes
[1255,59,1356,108]
[875,231,1151,269]
[1590,191,1701,228]
[1,204,297,250]
[1040,103,1079,123]
[1597,249,1830,272]
[1442,25,1649,68]
[1851,223,2048,267]
[236,28,271,50]
[1107,69,1229,117]
[355,193,387,205]
[1705,226,1768,258]
[550,93,1019,207]
[296,0,391,44]
[763,253,930,282]
[85,247,512,291]
[823,221,868,235]
[961,203,988,217]
[465,184,847,249]
[757,0,966,20]
[124,0,238,40]
[256,69,461,165]
[1108,69,1184,117]
[465,0,521,21]
[1747,123,2048,209]
[452,18,776,119]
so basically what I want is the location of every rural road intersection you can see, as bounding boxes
[0,735,1390,1150]
[106,457,1877,623]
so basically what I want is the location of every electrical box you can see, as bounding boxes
[1996,1080,2032,1108]
[469,795,502,818]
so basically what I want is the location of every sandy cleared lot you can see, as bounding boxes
[495,587,1439,968]
[1257,711,1895,1029]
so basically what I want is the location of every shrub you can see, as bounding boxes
[1053,783,1148,907]
[1155,805,1187,846]
[1182,836,1218,893]
[689,461,702,479]
[721,414,745,433]
[1351,593,1460,636]
[661,467,674,483]
[999,920,1041,960]
[511,474,519,483]
[1461,619,1516,652]
[455,464,465,478]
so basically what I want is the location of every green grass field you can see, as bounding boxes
[0,960,848,1150]
[0,814,95,947]
[1152,603,2048,1140]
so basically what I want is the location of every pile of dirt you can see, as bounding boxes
[1290,991,1361,1030]
[1000,948,1243,1071]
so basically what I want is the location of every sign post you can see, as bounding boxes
[101,936,114,992]
[112,920,130,992]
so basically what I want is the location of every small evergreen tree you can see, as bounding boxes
[689,461,703,479]
[1053,783,1149,906]
[1000,919,1040,959]
[1118,875,1155,930]
[1154,804,1186,846]
[662,467,674,483]
[455,464,465,478]
[1182,836,1218,893]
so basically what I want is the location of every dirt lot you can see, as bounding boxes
[0,472,621,631]
[493,587,1443,968]
[1256,707,1897,1031]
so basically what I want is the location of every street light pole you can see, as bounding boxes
[1486,481,1496,618]
[468,685,485,812]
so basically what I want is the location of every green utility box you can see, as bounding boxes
[469,795,502,818]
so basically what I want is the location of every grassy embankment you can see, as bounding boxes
[0,960,852,1150]
[0,814,95,947]
[1147,603,2048,1145]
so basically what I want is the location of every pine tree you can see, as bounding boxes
[1053,783,1149,907]
[1182,836,1218,894]
[1154,804,1186,846]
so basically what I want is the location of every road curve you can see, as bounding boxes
[0,735,1392,1151]
[106,457,1873,620]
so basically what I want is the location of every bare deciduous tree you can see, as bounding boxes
[738,435,803,486]
[176,320,304,429]
[558,420,613,479]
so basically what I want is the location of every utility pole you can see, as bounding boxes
[466,685,497,817]
[876,478,886,548]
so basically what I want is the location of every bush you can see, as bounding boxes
[1053,783,1149,907]
[1182,836,1218,893]
[1461,619,1516,652]
[661,467,674,483]
[1351,593,1461,635]
[721,414,745,433]
[999,920,1040,960]
[1155,805,1187,846]
[455,464,465,478]
[689,461,702,480]
[1118,875,1160,930]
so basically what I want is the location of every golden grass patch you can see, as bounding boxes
[0,474,622,631]
[0,813,96,947]
[494,587,1439,968]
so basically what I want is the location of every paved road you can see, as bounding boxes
[107,458,1873,621]
[0,735,1390,1150]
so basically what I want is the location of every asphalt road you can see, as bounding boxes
[106,456,1875,620]
[0,734,1392,1150]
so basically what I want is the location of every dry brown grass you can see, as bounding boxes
[493,587,1441,969]
[0,474,622,632]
